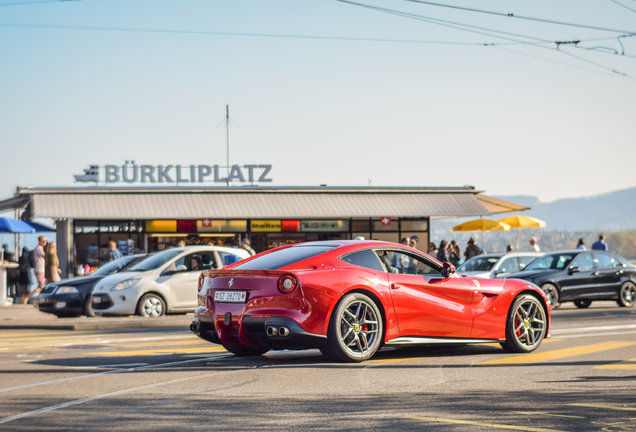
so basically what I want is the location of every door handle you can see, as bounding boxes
[592,271,599,276]
[391,283,400,290]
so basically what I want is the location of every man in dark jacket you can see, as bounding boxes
[464,237,481,261]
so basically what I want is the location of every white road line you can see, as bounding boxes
[0,353,231,393]
[550,324,636,334]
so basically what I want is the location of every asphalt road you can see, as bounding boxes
[1,302,635,431]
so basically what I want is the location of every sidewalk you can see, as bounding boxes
[0,302,192,331]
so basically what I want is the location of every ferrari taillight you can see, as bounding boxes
[277,274,298,294]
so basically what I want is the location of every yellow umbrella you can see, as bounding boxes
[452,218,511,232]
[452,218,510,251]
[498,215,547,251]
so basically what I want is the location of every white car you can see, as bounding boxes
[456,252,543,279]
[91,246,251,317]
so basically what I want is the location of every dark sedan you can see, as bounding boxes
[505,249,636,309]
[37,254,146,317]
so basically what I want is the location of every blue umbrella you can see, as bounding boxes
[0,217,35,233]
[22,220,55,232]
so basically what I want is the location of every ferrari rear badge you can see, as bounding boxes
[229,278,234,287]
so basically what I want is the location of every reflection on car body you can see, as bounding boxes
[505,249,636,309]
[192,240,551,362]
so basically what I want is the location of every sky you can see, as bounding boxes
[1,0,635,208]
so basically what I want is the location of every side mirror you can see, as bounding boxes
[493,270,504,277]
[441,262,456,278]
[568,266,580,274]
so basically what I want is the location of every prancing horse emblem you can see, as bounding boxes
[229,278,234,287]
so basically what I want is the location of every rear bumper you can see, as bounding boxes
[191,307,326,350]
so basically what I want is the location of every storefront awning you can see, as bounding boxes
[0,186,528,220]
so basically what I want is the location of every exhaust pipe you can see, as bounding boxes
[190,322,200,333]
[278,326,289,337]
[266,326,278,337]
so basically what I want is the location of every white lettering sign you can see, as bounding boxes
[74,161,273,185]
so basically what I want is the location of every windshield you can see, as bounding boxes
[457,256,500,272]
[127,250,179,272]
[91,255,144,276]
[525,253,577,271]
[234,244,337,270]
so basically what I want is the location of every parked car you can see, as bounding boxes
[505,249,636,309]
[91,246,250,317]
[191,240,550,362]
[456,252,542,279]
[37,254,146,317]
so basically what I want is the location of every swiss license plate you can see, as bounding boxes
[214,291,247,303]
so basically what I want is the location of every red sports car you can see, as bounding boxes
[191,240,550,362]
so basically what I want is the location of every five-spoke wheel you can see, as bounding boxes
[322,293,383,362]
[501,294,547,353]
[136,293,166,317]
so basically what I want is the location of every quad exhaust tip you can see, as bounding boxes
[190,322,200,333]
[266,325,290,337]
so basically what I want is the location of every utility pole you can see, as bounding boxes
[225,105,230,186]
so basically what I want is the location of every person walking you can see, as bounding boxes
[464,237,480,261]
[576,238,586,250]
[591,234,608,251]
[45,241,62,284]
[437,240,449,263]
[240,238,256,256]
[22,235,47,306]
[18,247,31,300]
[528,237,540,252]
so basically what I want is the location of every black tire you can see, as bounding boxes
[541,283,560,309]
[136,293,166,317]
[617,281,636,308]
[500,294,547,353]
[84,298,96,317]
[321,293,383,362]
[222,344,269,357]
[574,300,592,309]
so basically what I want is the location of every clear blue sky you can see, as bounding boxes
[1,0,635,206]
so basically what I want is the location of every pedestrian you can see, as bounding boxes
[591,234,608,251]
[506,245,514,253]
[449,242,460,267]
[22,235,47,306]
[409,236,419,250]
[427,242,437,256]
[576,238,586,250]
[3,244,19,299]
[240,238,256,256]
[45,241,62,284]
[107,240,123,262]
[528,237,540,252]
[392,237,410,273]
[464,237,480,261]
[437,240,449,263]
[18,247,31,300]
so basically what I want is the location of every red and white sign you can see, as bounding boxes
[381,217,391,226]
[201,219,212,227]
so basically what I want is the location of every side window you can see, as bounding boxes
[519,256,538,270]
[341,250,385,272]
[499,257,521,274]
[571,254,594,271]
[594,253,613,269]
[406,253,441,276]
[200,252,215,269]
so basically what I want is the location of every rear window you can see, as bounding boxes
[458,256,500,272]
[234,245,337,270]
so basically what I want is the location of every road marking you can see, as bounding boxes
[91,346,226,357]
[514,411,586,419]
[595,358,636,370]
[403,415,568,431]
[550,324,636,335]
[370,357,421,363]
[0,331,187,343]
[476,341,636,365]
[0,356,233,424]
[568,403,636,412]
[0,334,196,350]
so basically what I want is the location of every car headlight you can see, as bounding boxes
[55,286,79,295]
[112,279,140,291]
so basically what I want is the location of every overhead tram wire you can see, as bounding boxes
[608,0,636,15]
[400,0,636,34]
[337,0,636,79]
